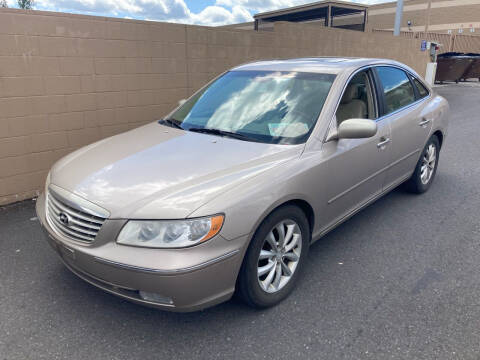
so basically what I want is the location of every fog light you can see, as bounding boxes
[139,291,173,305]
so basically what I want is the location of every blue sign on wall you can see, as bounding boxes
[421,40,427,51]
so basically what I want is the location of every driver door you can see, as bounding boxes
[318,68,392,231]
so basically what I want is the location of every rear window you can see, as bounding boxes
[376,66,416,115]
[413,78,429,99]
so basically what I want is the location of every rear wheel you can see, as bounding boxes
[404,135,440,193]
[237,205,310,308]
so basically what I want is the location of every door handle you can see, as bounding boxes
[377,137,391,148]
[418,118,431,127]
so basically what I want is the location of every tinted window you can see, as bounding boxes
[169,71,335,145]
[413,77,429,99]
[376,67,415,115]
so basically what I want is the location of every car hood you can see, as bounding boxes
[50,122,303,219]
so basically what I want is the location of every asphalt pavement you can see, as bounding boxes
[1,83,480,359]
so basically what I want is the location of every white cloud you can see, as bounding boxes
[36,0,188,19]
[20,0,390,25]
[215,0,314,13]
[190,5,252,26]
[33,0,252,25]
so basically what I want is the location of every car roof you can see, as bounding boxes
[232,57,408,75]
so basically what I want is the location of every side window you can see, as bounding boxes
[412,77,429,99]
[336,70,376,125]
[376,66,416,115]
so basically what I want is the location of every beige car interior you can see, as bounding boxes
[335,71,375,125]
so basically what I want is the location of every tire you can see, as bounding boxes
[237,205,310,309]
[404,135,440,194]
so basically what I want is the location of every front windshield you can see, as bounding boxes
[168,70,336,144]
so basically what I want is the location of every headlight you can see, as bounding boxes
[117,215,224,248]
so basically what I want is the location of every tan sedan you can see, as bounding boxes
[36,58,449,311]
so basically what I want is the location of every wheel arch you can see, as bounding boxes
[279,199,315,235]
[250,196,316,242]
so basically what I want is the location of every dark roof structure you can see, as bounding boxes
[254,1,368,32]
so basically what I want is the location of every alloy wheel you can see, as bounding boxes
[257,220,302,293]
[420,143,437,185]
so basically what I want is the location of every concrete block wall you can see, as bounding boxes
[371,29,480,54]
[185,25,279,94]
[367,0,480,34]
[451,33,480,53]
[0,9,429,205]
[0,9,190,205]
[273,22,428,75]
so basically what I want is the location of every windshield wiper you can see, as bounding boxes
[187,127,253,141]
[158,118,184,130]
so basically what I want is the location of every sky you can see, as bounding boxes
[4,0,392,26]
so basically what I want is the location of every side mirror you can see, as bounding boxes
[327,119,377,141]
[178,99,187,106]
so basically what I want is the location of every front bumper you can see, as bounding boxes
[35,193,248,312]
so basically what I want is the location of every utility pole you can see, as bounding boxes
[393,0,404,36]
[424,0,432,35]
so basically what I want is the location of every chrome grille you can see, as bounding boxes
[46,191,106,243]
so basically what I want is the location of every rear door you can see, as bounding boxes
[374,66,433,191]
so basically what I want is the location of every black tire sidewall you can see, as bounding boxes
[238,205,310,308]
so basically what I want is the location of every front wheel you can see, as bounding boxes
[237,205,310,308]
[404,135,440,193]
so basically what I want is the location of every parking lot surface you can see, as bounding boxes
[1,84,480,359]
